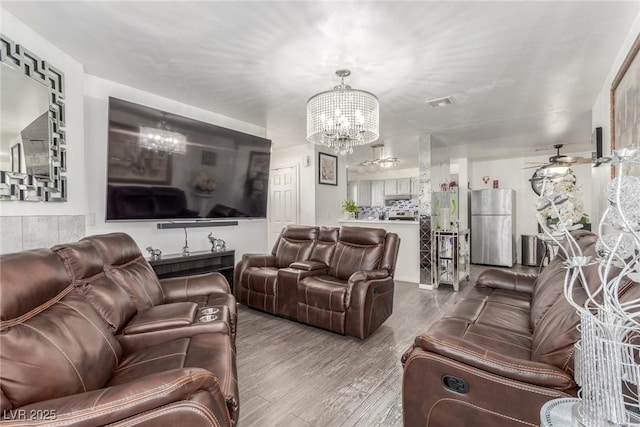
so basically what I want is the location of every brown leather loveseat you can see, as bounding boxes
[234,225,400,339]
[401,230,639,426]
[0,232,239,426]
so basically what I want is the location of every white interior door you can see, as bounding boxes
[268,165,299,247]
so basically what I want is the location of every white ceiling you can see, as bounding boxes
[3,1,639,168]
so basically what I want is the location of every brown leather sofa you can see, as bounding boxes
[0,232,239,426]
[401,230,638,426]
[235,225,400,339]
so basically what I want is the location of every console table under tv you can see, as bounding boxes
[149,250,235,291]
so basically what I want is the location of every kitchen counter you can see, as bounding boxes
[338,219,419,283]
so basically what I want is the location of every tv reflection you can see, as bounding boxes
[244,173,267,217]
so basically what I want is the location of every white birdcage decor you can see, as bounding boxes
[535,148,640,426]
[306,69,379,156]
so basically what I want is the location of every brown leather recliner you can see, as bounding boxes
[0,248,235,426]
[234,225,319,314]
[401,230,638,426]
[54,233,240,422]
[82,232,237,337]
[297,226,399,338]
[235,225,400,339]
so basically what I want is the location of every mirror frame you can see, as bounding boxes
[0,34,66,201]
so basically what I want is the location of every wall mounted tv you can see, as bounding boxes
[106,97,271,221]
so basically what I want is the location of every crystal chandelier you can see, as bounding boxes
[139,114,187,155]
[306,69,379,155]
[358,143,399,173]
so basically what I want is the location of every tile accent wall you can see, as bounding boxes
[0,215,85,254]
[418,136,451,280]
[419,136,433,274]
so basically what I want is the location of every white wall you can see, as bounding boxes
[591,12,640,224]
[270,143,365,228]
[270,143,358,228]
[469,152,593,264]
[315,146,348,227]
[270,143,316,225]
[0,10,87,217]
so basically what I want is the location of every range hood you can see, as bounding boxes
[384,194,413,200]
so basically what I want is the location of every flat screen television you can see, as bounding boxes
[106,97,271,221]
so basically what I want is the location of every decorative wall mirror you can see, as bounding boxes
[0,34,66,201]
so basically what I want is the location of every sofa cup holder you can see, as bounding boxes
[200,307,220,316]
[199,314,219,322]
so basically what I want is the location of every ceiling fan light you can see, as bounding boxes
[357,143,399,172]
[378,157,399,169]
[546,165,569,176]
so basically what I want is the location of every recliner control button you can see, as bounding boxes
[442,375,469,394]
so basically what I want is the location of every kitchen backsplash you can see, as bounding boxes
[358,200,418,220]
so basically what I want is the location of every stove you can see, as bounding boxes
[388,210,417,221]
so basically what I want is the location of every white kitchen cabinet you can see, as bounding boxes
[385,178,411,195]
[384,179,397,195]
[347,181,358,202]
[411,177,419,195]
[397,178,411,194]
[371,180,385,207]
[357,181,371,206]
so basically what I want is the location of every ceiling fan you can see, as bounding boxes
[526,144,590,195]
[524,144,591,170]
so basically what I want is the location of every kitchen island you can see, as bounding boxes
[338,219,419,284]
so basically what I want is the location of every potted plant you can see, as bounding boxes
[341,199,358,220]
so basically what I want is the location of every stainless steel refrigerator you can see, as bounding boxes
[470,189,515,267]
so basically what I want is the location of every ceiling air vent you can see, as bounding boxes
[425,96,454,108]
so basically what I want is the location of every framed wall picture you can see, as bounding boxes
[611,33,640,176]
[318,152,338,186]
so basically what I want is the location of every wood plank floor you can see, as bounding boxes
[235,264,536,426]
